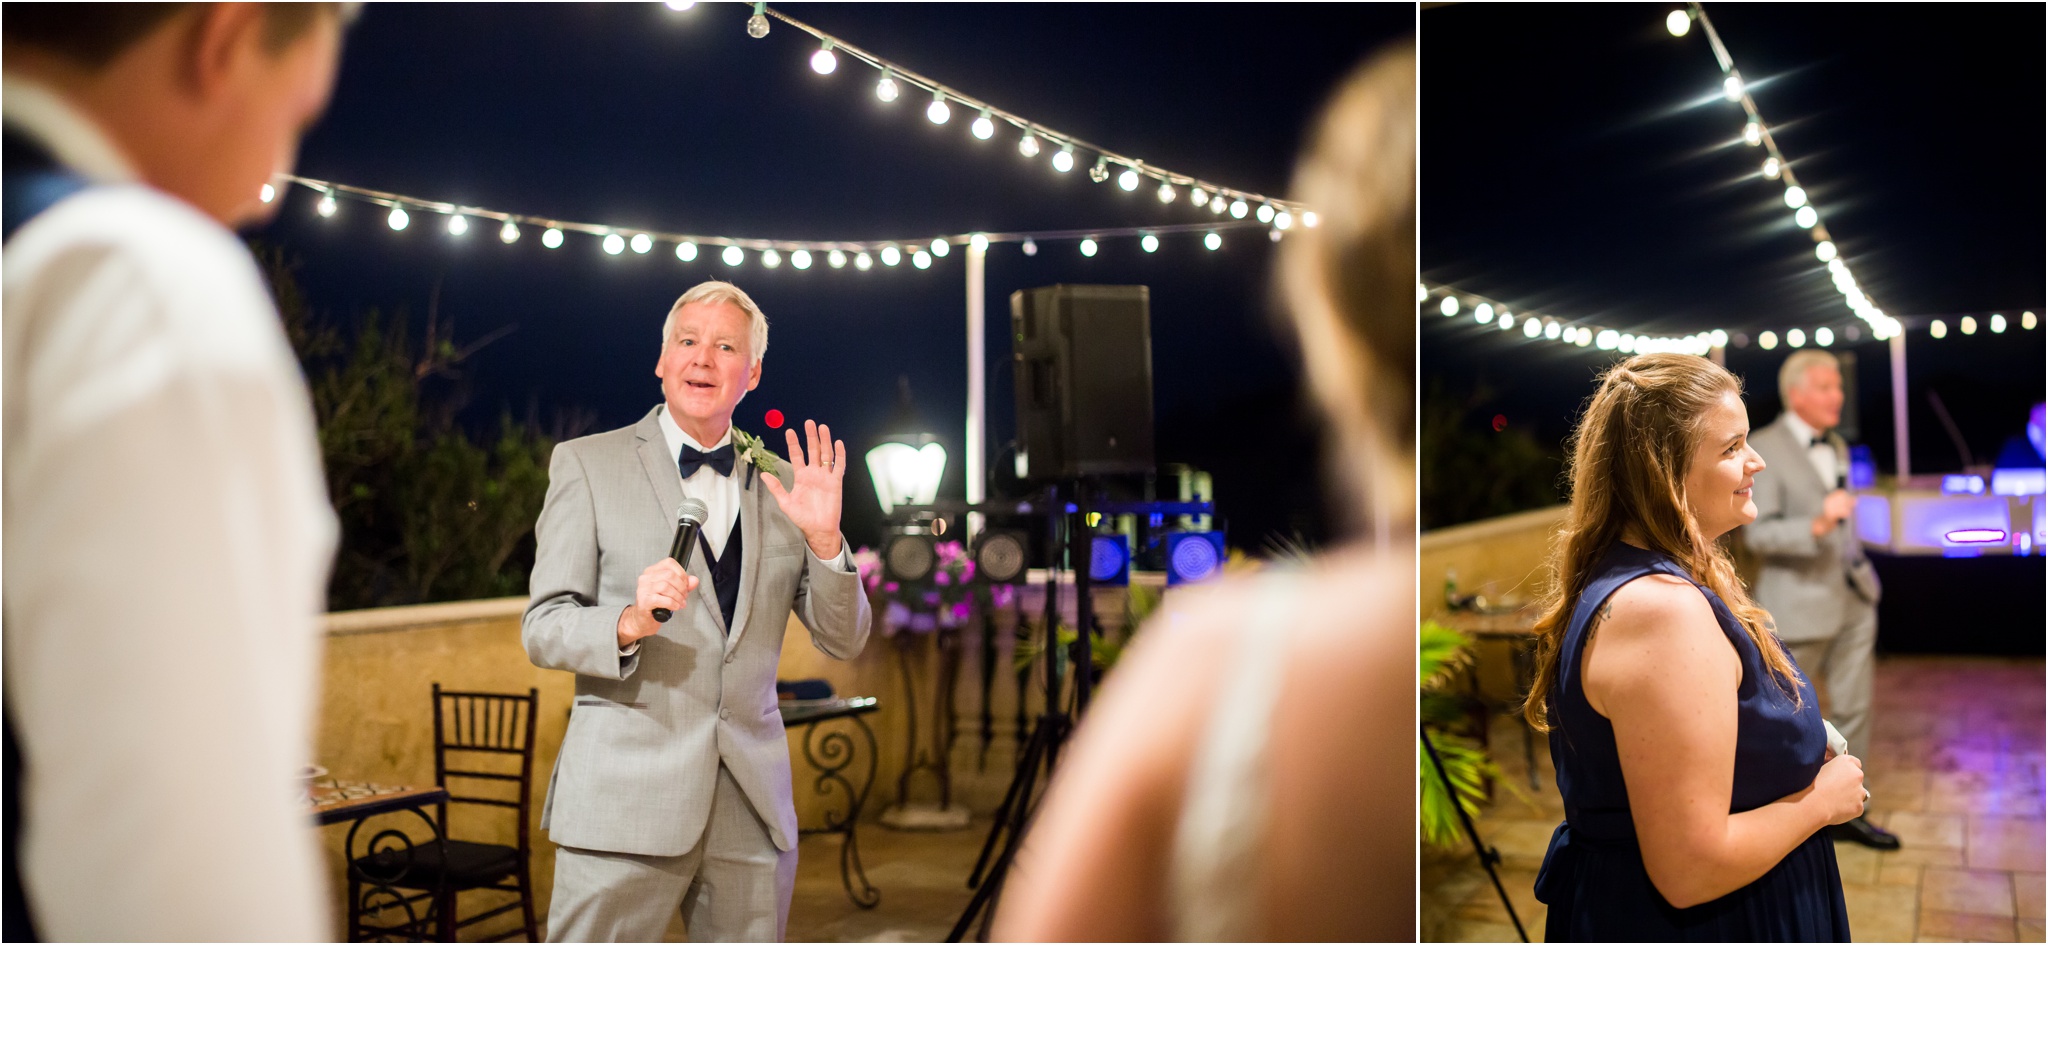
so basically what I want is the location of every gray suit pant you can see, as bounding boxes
[1785,598,1879,762]
[545,763,797,942]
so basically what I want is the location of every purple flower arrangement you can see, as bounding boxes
[854,540,1016,637]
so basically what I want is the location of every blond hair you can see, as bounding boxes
[663,280,769,362]
[1522,353,1799,731]
[1276,43,1415,541]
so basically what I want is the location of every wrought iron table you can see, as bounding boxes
[781,696,881,908]
[309,780,450,940]
[1440,604,1545,789]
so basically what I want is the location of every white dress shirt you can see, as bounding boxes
[655,407,741,558]
[1781,410,1841,491]
[3,78,338,940]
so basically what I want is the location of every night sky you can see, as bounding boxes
[1421,2,2046,524]
[257,2,1413,552]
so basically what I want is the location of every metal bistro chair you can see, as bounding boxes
[349,685,540,942]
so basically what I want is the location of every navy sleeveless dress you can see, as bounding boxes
[1533,542,1850,942]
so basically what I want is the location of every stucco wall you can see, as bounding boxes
[1419,506,1566,701]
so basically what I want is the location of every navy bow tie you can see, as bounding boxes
[678,443,736,479]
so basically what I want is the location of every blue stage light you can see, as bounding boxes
[1088,533,1130,587]
[1166,531,1226,586]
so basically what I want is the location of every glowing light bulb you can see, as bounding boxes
[1052,147,1075,173]
[1759,330,1779,350]
[260,183,275,204]
[1272,210,1293,230]
[677,241,698,262]
[854,252,873,271]
[969,234,988,253]
[499,221,520,243]
[1268,229,1282,242]
[1787,328,1806,348]
[2024,312,2038,330]
[387,206,409,231]
[722,245,745,266]
[926,93,951,124]
[665,1,695,9]
[1229,199,1248,220]
[1711,330,1729,348]
[1960,316,1977,335]
[1118,168,1140,192]
[1158,181,1176,204]
[1794,206,1817,228]
[746,10,769,38]
[1441,296,1459,318]
[928,238,949,258]
[969,113,994,141]
[827,249,846,268]
[1190,187,1208,207]
[1256,203,1275,223]
[1210,195,1227,215]
[1762,157,1782,179]
[1596,329,1619,350]
[1783,186,1807,208]
[317,193,337,217]
[1140,234,1159,253]
[542,227,564,249]
[1563,326,1577,341]
[1302,211,1319,227]
[1079,239,1097,258]
[1203,232,1221,251]
[1021,238,1038,256]
[447,213,468,236]
[1499,313,1514,331]
[761,249,781,269]
[1929,319,1947,339]
[1990,313,2006,333]
[1545,321,1561,340]
[1723,75,1744,102]
[1815,241,1837,262]
[875,76,899,102]
[1523,317,1541,337]
[1019,134,1040,158]
[1815,327,1834,346]
[630,233,652,254]
[880,245,901,266]
[1474,303,1494,325]
[810,44,836,75]
[603,234,624,255]
[1667,10,1691,35]
[1742,120,1762,146]
[1620,334,1637,353]
[911,250,931,270]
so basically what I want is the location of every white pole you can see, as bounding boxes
[965,239,987,540]
[1890,330,1910,479]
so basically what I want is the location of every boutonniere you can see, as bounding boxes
[731,428,782,490]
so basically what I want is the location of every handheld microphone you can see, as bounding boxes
[651,498,710,623]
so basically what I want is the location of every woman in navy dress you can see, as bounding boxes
[1524,353,1863,942]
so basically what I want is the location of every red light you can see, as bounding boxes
[764,408,785,429]
[1491,414,1507,432]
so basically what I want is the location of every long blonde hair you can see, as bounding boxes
[1278,43,1415,543]
[1522,353,1798,731]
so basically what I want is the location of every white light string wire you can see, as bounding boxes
[731,1,1316,229]
[277,174,1269,267]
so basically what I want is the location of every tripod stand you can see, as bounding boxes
[1420,724,1529,942]
[947,481,1096,942]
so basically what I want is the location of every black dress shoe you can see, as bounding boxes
[1829,816,1902,850]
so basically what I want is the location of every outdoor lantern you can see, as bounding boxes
[866,378,948,514]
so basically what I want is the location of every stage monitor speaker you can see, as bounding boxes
[1011,284,1155,482]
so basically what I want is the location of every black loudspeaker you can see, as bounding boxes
[972,530,1031,585]
[1011,284,1155,482]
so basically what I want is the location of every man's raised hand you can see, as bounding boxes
[761,419,846,560]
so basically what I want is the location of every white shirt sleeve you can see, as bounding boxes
[4,188,338,940]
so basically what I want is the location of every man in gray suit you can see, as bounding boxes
[524,280,871,940]
[1746,349,1898,849]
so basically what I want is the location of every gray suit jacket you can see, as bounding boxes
[524,406,871,855]
[1743,414,1881,643]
